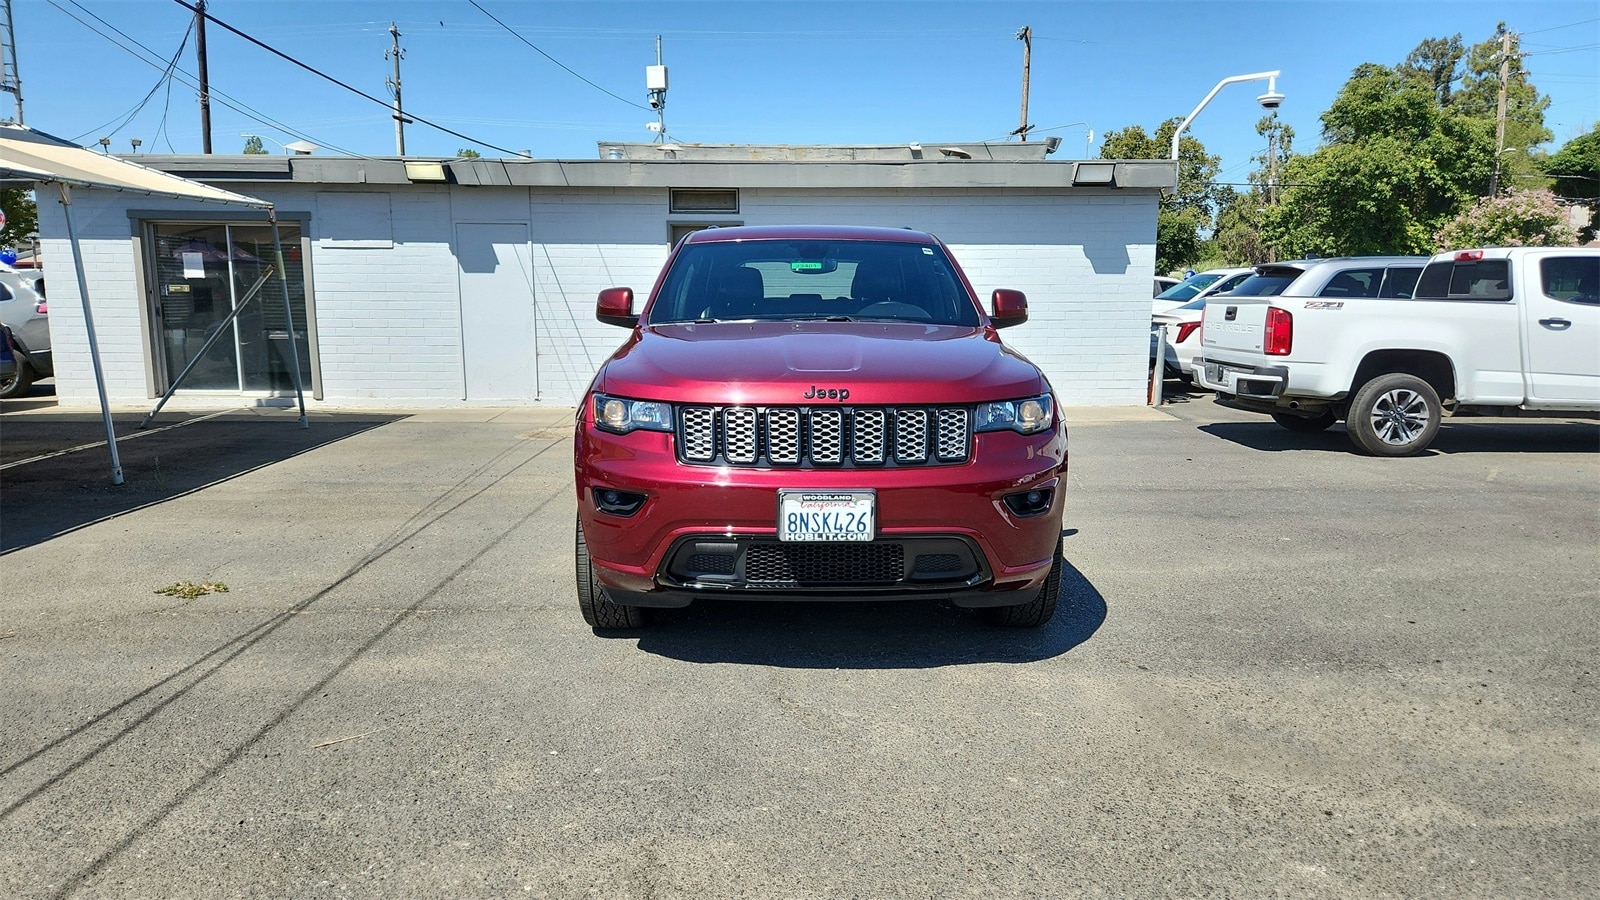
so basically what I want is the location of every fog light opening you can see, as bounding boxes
[593,487,648,517]
[1002,487,1055,518]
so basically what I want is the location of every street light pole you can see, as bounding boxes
[1170,70,1283,163]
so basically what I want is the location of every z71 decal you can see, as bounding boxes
[1304,301,1345,310]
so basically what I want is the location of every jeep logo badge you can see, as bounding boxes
[802,385,850,401]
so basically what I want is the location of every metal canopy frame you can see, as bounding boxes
[0,124,306,484]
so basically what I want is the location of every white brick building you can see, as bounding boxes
[33,149,1174,408]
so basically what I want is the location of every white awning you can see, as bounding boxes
[1,124,302,485]
[0,124,271,208]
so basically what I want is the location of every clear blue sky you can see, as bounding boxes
[11,0,1599,187]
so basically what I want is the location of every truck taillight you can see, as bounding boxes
[1264,307,1292,356]
[1174,321,1202,343]
[1454,250,1484,261]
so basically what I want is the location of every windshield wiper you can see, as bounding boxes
[779,315,855,322]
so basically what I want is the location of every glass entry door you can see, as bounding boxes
[148,222,312,393]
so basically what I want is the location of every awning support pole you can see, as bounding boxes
[140,266,275,429]
[58,183,125,485]
[268,209,308,429]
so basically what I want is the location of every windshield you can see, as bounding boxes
[1155,272,1223,302]
[647,239,981,326]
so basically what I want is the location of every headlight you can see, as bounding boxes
[593,394,673,434]
[974,394,1054,435]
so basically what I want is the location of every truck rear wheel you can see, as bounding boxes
[1346,373,1441,457]
[576,517,645,630]
[986,539,1063,628]
[1271,410,1337,433]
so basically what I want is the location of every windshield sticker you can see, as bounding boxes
[1304,301,1344,310]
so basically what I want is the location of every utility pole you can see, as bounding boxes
[387,22,406,156]
[1268,126,1278,206]
[1489,29,1513,195]
[1015,26,1032,141]
[196,0,211,152]
[1,0,23,124]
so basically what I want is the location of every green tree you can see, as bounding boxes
[0,188,38,248]
[242,135,267,155]
[1434,188,1578,248]
[1398,35,1465,106]
[456,148,482,158]
[1212,189,1270,266]
[1100,117,1221,272]
[1542,123,1599,239]
[1263,62,1493,256]
[1208,113,1296,265]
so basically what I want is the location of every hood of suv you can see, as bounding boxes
[597,322,1046,405]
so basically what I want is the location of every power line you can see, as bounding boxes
[169,0,528,156]
[1520,17,1600,36]
[466,0,651,111]
[1521,43,1600,57]
[49,0,365,156]
[65,12,191,142]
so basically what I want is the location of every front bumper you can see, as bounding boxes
[575,411,1068,607]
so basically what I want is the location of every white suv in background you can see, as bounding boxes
[0,266,49,398]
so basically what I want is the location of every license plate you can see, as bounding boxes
[1207,364,1236,387]
[777,490,876,542]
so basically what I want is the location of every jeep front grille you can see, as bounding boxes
[676,405,971,468]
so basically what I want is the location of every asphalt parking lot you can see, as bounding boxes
[1,393,1597,898]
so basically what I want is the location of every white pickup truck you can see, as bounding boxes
[1194,247,1600,456]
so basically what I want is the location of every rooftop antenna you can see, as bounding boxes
[646,35,668,142]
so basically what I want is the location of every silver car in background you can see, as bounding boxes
[0,266,50,398]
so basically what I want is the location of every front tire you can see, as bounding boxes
[1271,410,1337,433]
[0,360,35,399]
[1346,373,1441,457]
[576,517,645,629]
[986,539,1063,628]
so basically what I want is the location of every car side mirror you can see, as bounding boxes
[596,287,639,328]
[990,289,1028,328]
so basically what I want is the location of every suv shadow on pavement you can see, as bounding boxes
[624,558,1107,668]
[1199,418,1600,456]
[0,411,405,553]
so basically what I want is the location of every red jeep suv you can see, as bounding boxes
[574,225,1068,628]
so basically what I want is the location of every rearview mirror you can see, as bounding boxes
[990,289,1028,328]
[596,287,638,328]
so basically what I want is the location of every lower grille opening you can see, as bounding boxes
[686,553,736,576]
[746,542,904,584]
[913,553,965,575]
[662,536,987,591]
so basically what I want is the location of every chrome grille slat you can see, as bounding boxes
[767,408,801,464]
[810,409,843,464]
[681,407,716,461]
[853,409,886,464]
[895,409,928,462]
[937,409,970,461]
[724,407,758,464]
[676,405,969,468]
